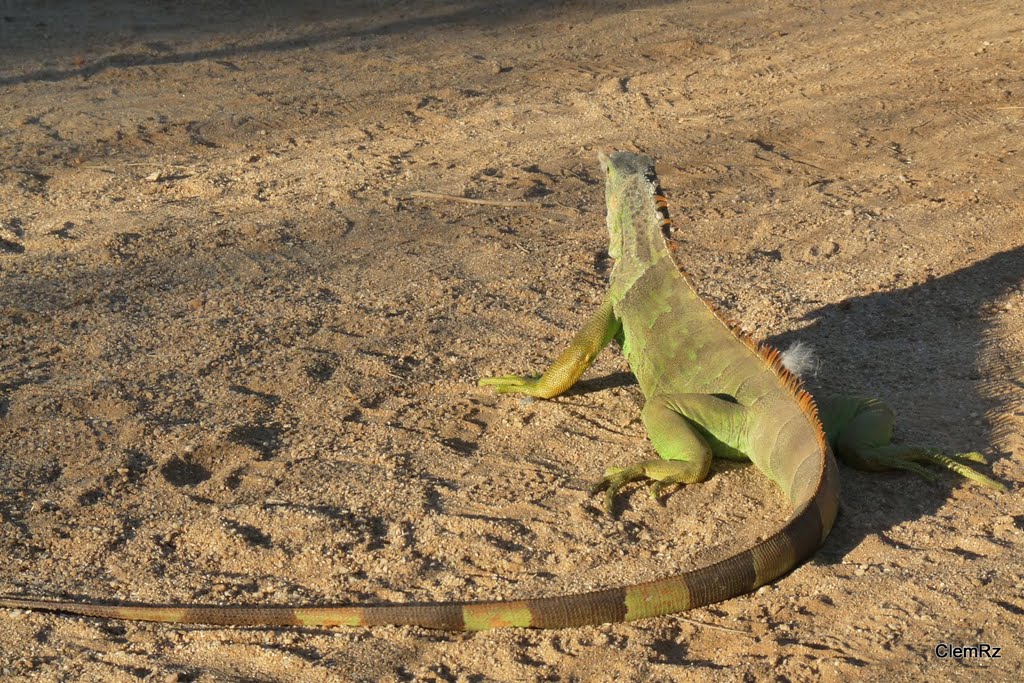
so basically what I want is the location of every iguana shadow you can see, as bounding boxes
[768,244,1022,564]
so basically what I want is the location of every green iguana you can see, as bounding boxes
[0,152,1003,630]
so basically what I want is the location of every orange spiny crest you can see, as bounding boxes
[678,267,698,288]
[653,185,675,245]
[752,340,828,449]
[796,388,828,451]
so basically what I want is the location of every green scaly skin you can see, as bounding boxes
[0,153,1003,631]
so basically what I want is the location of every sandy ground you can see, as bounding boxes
[1,1,1022,681]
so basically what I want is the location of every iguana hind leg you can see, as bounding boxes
[822,396,1006,492]
[591,394,749,511]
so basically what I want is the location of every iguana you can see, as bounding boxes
[0,152,1003,630]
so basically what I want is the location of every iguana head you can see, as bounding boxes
[598,151,667,263]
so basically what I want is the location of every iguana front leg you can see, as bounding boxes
[820,396,1006,491]
[479,296,620,398]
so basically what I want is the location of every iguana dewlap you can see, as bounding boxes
[0,152,1003,630]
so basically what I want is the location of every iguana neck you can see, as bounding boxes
[604,158,675,294]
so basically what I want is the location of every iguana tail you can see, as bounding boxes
[0,455,838,630]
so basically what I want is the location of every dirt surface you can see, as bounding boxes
[1,1,1022,681]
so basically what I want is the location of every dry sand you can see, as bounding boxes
[1,1,1022,680]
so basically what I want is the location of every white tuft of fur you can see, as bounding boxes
[780,341,819,377]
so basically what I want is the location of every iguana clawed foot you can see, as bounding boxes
[478,374,547,397]
[821,396,1006,492]
[851,445,1006,492]
[478,374,538,392]
[590,459,697,512]
[926,450,1006,491]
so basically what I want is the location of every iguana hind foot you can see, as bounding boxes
[844,443,1006,492]
[821,396,1006,491]
[926,450,1005,491]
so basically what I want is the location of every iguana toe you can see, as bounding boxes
[590,460,699,512]
[590,464,642,512]
[842,443,1006,492]
[922,450,1007,492]
[649,476,688,503]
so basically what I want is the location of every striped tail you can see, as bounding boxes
[0,456,838,631]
